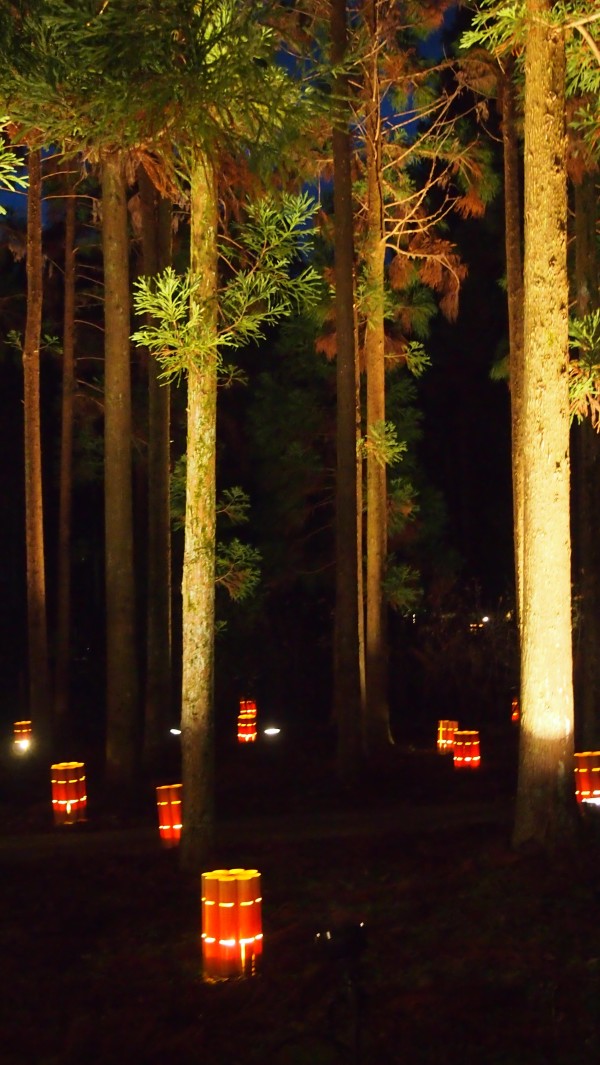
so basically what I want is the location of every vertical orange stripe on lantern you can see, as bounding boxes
[201,868,262,980]
[156,783,183,846]
[237,699,257,743]
[51,761,87,825]
[453,730,481,769]
[574,751,600,803]
[437,720,459,751]
[14,720,32,751]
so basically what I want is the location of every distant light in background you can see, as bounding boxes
[169,727,182,736]
[263,726,281,737]
[13,720,32,752]
[156,783,182,847]
[238,699,258,743]
[437,719,458,752]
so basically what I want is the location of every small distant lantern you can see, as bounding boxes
[574,751,600,804]
[202,868,263,981]
[156,783,182,847]
[51,761,87,825]
[511,698,520,723]
[237,699,257,743]
[13,720,32,752]
[437,720,459,752]
[453,730,481,769]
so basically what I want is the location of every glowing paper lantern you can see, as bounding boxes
[511,697,520,723]
[51,762,87,825]
[13,720,32,752]
[574,751,600,804]
[201,868,262,980]
[437,720,459,751]
[156,783,183,847]
[453,730,481,769]
[237,699,257,743]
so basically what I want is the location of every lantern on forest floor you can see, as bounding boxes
[156,783,182,846]
[437,720,459,752]
[238,699,257,743]
[13,720,32,752]
[51,762,87,825]
[453,730,481,769]
[574,752,600,804]
[511,698,520,723]
[202,868,262,981]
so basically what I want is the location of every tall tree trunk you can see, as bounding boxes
[513,2,576,849]
[22,148,50,741]
[501,60,525,636]
[363,0,391,755]
[331,0,363,781]
[102,150,139,789]
[572,174,600,747]
[54,183,76,726]
[138,165,173,772]
[179,150,218,870]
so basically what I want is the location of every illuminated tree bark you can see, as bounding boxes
[513,1,577,848]
[331,0,363,780]
[180,151,218,869]
[22,147,50,739]
[102,149,139,787]
[138,165,173,771]
[363,0,391,754]
[54,182,76,725]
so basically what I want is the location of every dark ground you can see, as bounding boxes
[2,728,600,1065]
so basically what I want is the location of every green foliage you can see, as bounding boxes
[388,476,419,538]
[132,192,322,381]
[0,122,27,211]
[383,560,422,615]
[216,539,260,601]
[569,310,600,426]
[360,420,407,469]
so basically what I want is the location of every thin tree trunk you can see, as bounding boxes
[363,0,391,754]
[331,0,363,781]
[54,184,77,725]
[573,174,600,747]
[22,147,50,742]
[513,2,576,849]
[138,166,173,771]
[179,150,218,870]
[102,150,139,789]
[501,60,525,637]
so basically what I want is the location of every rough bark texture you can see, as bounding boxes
[179,152,218,870]
[138,166,173,771]
[102,151,139,788]
[331,0,363,781]
[513,3,576,849]
[363,0,391,754]
[501,61,525,637]
[22,148,50,740]
[54,186,76,725]
[572,174,600,747]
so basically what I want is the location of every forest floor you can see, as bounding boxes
[2,729,600,1065]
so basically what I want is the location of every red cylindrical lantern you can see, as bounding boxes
[511,697,520,723]
[201,868,262,980]
[574,751,600,804]
[437,720,459,751]
[13,720,32,751]
[156,783,183,846]
[237,699,257,743]
[453,730,481,769]
[51,762,87,825]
